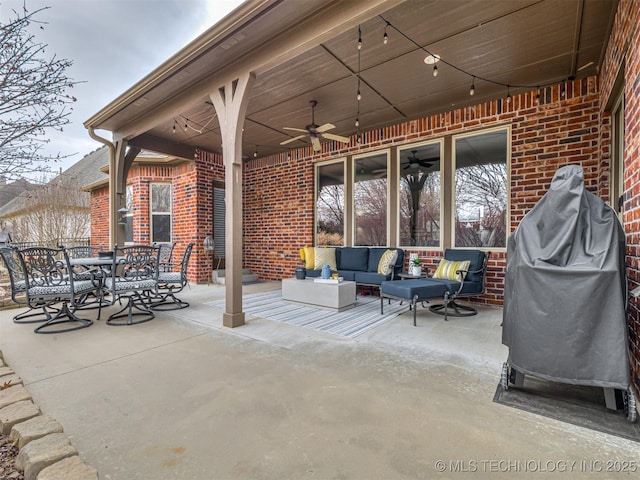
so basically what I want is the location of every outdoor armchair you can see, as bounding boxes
[150,242,194,311]
[104,244,160,325]
[1,246,58,324]
[17,246,99,333]
[155,242,176,272]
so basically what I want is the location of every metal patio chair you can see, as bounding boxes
[104,244,160,325]
[17,246,99,334]
[1,246,58,324]
[155,242,176,272]
[150,242,194,311]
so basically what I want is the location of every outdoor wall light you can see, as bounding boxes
[117,207,128,226]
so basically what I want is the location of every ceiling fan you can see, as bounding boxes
[404,150,438,170]
[280,100,350,152]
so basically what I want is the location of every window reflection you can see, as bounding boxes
[354,153,387,246]
[454,129,507,248]
[316,161,345,245]
[399,143,441,247]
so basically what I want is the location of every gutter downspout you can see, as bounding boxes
[87,127,118,248]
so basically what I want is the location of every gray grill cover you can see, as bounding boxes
[502,165,630,389]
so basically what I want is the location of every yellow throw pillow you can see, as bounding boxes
[303,246,315,269]
[314,247,337,271]
[377,249,398,275]
[433,259,471,281]
[299,248,306,261]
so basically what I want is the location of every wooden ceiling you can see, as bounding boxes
[86,0,618,160]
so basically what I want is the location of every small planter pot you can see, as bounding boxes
[295,267,306,280]
[410,265,422,277]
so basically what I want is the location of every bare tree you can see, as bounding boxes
[0,3,78,180]
[455,162,507,247]
[10,173,90,245]
[354,178,387,245]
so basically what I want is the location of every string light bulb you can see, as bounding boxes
[357,26,362,50]
[506,86,511,103]
[469,77,475,96]
[357,90,362,101]
[432,64,438,77]
[355,117,360,127]
[172,120,177,133]
[253,145,258,158]
[383,22,390,45]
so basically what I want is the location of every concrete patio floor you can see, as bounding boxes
[0,281,638,479]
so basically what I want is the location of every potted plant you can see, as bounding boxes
[410,256,421,277]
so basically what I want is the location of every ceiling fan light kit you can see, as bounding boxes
[280,100,350,152]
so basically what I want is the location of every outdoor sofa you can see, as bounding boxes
[301,246,405,288]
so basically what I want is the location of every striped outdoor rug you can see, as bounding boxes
[206,289,407,338]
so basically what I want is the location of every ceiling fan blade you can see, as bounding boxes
[315,123,335,133]
[311,136,322,151]
[322,132,350,144]
[280,135,307,145]
[283,127,308,133]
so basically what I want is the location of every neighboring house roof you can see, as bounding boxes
[0,178,38,210]
[0,146,109,219]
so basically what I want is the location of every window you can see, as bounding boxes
[354,151,388,246]
[398,141,442,247]
[150,183,172,243]
[316,161,345,245]
[124,185,133,243]
[453,128,508,248]
[312,127,508,251]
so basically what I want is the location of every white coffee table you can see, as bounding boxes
[281,278,357,311]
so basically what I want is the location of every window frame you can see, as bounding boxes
[314,157,347,246]
[450,125,511,251]
[352,149,391,247]
[396,138,444,251]
[149,182,172,244]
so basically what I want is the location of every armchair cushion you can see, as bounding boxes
[444,249,485,283]
[433,259,471,281]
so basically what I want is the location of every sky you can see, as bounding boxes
[1,0,245,176]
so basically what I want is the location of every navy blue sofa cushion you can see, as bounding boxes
[304,247,404,286]
[354,271,391,285]
[338,247,369,271]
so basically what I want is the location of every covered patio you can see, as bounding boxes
[79,0,640,429]
[1,283,638,479]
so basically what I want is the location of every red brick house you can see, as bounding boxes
[84,0,640,399]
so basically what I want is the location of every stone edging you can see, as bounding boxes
[0,350,98,480]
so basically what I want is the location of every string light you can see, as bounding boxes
[355,117,359,127]
[357,26,362,50]
[357,90,362,101]
[383,22,390,45]
[506,85,511,103]
[379,14,564,100]
[172,120,177,133]
[253,145,258,158]
[469,77,475,96]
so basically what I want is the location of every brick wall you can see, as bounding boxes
[244,77,602,308]
[599,0,640,398]
[89,186,109,250]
